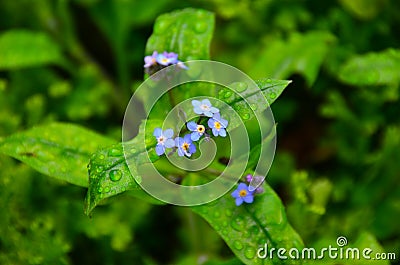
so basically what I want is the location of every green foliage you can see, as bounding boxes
[1,0,399,264]
[0,30,63,69]
[0,123,114,187]
[192,183,304,265]
[146,8,215,61]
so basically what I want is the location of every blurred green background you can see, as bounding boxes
[0,0,399,264]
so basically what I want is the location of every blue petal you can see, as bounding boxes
[243,195,254,203]
[219,117,228,127]
[163,128,174,138]
[175,137,183,146]
[208,118,214,128]
[235,197,244,206]
[219,129,227,137]
[165,139,175,148]
[204,111,213,117]
[183,134,192,143]
[212,112,221,120]
[177,148,185,157]
[153,128,162,137]
[155,144,165,156]
[191,132,200,141]
[210,107,219,113]
[187,121,198,131]
[202,99,211,107]
[192,100,201,107]
[231,190,239,198]
[237,183,248,190]
[193,106,203,115]
[212,128,218,137]
[189,143,196,154]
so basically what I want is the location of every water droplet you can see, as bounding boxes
[213,211,221,218]
[233,240,243,250]
[244,246,256,259]
[269,92,277,99]
[109,169,122,182]
[61,167,67,173]
[104,186,110,193]
[194,22,207,33]
[231,216,245,231]
[224,91,233,98]
[266,78,271,82]
[98,187,103,193]
[222,221,228,227]
[98,154,105,160]
[214,225,220,231]
[222,229,228,236]
[218,89,225,98]
[225,209,232,217]
[108,148,122,157]
[232,82,248,93]
[241,113,251,120]
[96,166,104,173]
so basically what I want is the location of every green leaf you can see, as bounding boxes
[0,30,63,69]
[0,123,115,187]
[338,49,400,86]
[217,79,292,126]
[84,120,164,215]
[249,31,336,86]
[146,8,215,61]
[139,8,215,115]
[191,183,304,265]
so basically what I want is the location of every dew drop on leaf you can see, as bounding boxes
[224,91,233,98]
[213,211,221,218]
[194,22,208,33]
[225,209,232,217]
[231,216,245,231]
[233,240,243,250]
[231,82,248,93]
[109,169,122,182]
[244,246,256,259]
[108,148,122,157]
[96,166,104,173]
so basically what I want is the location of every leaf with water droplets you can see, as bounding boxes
[84,120,165,215]
[146,8,214,62]
[0,123,115,187]
[190,182,304,265]
[217,79,292,128]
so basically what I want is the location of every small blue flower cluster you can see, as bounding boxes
[153,99,229,157]
[144,51,188,70]
[231,174,264,206]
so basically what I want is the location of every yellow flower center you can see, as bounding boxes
[214,121,221,130]
[161,58,168,63]
[239,189,247,197]
[182,142,190,151]
[201,104,210,110]
[197,125,205,133]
